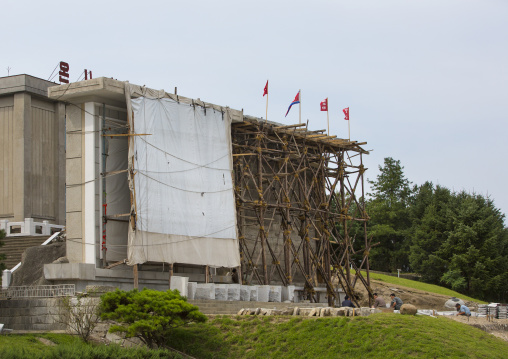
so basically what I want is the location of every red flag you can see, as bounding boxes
[263,80,268,97]
[320,98,328,111]
[343,107,349,120]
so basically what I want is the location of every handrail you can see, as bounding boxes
[1,231,62,289]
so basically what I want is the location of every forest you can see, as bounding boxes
[356,157,508,302]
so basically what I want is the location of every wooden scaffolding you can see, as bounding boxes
[232,118,373,306]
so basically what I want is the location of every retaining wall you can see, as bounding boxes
[0,298,65,331]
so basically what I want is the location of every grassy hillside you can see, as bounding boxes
[1,314,506,358]
[364,271,488,303]
[168,314,506,358]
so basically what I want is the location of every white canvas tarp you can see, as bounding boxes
[127,96,240,267]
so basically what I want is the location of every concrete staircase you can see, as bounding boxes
[0,236,50,270]
[188,299,328,315]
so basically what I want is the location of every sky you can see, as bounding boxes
[2,0,507,219]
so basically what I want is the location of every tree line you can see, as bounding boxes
[356,157,508,302]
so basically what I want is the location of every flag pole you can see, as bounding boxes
[348,108,350,141]
[299,89,301,124]
[265,80,269,123]
[326,98,329,135]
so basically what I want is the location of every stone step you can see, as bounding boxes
[0,236,50,270]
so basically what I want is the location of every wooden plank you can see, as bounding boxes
[274,123,306,130]
[133,264,139,289]
[104,259,126,269]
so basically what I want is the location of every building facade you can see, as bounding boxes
[0,75,65,226]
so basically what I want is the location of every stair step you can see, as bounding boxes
[0,236,51,270]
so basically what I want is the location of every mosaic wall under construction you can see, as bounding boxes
[232,118,372,305]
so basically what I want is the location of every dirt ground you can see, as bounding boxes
[355,279,508,342]
[446,315,508,342]
[355,279,478,310]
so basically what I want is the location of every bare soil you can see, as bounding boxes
[446,315,508,342]
[355,279,478,310]
[355,279,508,342]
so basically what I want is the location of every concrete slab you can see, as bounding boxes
[187,282,197,300]
[282,285,295,302]
[215,284,228,301]
[250,286,258,301]
[227,284,241,301]
[170,276,188,297]
[195,283,215,300]
[240,285,250,301]
[269,286,282,302]
[258,285,270,302]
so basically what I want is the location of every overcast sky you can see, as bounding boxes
[3,1,507,219]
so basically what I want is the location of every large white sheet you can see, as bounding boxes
[127,97,239,267]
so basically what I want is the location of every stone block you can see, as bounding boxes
[308,308,318,317]
[280,307,293,315]
[170,276,189,297]
[292,307,300,316]
[187,282,197,300]
[268,286,282,302]
[106,332,124,344]
[320,307,331,317]
[299,308,312,316]
[215,284,228,301]
[228,284,241,301]
[195,283,215,300]
[258,285,270,302]
[249,286,258,302]
[282,285,295,302]
[360,307,372,316]
[400,304,417,315]
[240,285,250,301]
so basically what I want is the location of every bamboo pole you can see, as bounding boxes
[133,264,139,289]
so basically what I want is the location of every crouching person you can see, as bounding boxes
[455,303,471,316]
[390,293,403,311]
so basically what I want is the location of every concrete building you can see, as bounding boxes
[0,75,65,227]
[45,78,242,290]
[43,78,371,306]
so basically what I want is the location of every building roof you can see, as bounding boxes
[0,74,58,98]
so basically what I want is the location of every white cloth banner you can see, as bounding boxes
[127,97,240,267]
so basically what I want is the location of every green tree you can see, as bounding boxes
[366,158,413,272]
[410,186,508,302]
[440,193,508,301]
[100,288,207,349]
[409,183,454,283]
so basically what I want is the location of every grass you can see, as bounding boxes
[0,333,183,359]
[167,314,507,359]
[362,271,487,303]
[1,314,506,358]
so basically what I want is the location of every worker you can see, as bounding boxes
[342,295,355,308]
[372,293,386,309]
[390,293,403,310]
[231,268,239,284]
[455,303,471,316]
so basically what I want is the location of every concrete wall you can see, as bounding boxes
[0,298,65,331]
[0,75,65,225]
[0,96,14,218]
[65,102,128,265]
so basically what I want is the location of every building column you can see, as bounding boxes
[55,102,66,225]
[83,102,96,265]
[12,93,32,222]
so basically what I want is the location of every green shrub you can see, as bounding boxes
[100,288,206,349]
